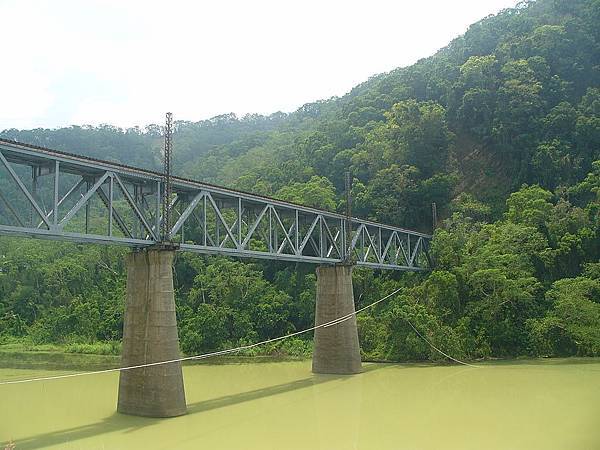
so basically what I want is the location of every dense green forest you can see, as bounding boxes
[1,0,599,361]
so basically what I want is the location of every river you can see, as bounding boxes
[1,358,599,449]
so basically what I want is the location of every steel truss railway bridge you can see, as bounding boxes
[0,137,432,417]
[0,139,431,270]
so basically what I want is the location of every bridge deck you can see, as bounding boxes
[0,138,431,270]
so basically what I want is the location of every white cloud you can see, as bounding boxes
[0,0,518,129]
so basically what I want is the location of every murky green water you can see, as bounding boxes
[1,358,599,449]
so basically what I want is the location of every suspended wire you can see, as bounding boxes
[0,286,479,386]
[404,320,481,368]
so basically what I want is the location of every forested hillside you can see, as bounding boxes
[1,0,599,361]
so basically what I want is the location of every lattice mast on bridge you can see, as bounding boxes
[161,112,174,242]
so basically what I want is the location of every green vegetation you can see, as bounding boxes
[0,0,599,362]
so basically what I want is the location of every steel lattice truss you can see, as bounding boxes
[0,139,432,271]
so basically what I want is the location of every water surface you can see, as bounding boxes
[1,358,599,449]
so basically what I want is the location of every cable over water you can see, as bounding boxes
[0,287,479,386]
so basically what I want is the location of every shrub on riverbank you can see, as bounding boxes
[64,341,122,355]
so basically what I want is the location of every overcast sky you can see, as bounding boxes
[0,0,517,130]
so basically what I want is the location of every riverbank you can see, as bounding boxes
[0,339,314,372]
[0,335,312,358]
[2,341,598,374]
[3,338,595,370]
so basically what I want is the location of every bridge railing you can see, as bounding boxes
[0,139,432,271]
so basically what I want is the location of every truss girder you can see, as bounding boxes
[0,139,432,271]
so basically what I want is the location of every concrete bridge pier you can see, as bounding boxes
[312,265,362,374]
[117,248,187,417]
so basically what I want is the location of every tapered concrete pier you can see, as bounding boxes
[117,248,187,417]
[312,265,362,374]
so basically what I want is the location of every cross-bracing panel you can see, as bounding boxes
[0,139,432,271]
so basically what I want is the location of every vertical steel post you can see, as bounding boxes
[238,197,242,249]
[344,171,352,263]
[340,218,345,260]
[108,175,113,236]
[273,210,278,252]
[319,216,324,258]
[30,167,38,227]
[268,206,272,252]
[295,210,299,255]
[180,197,185,243]
[53,161,59,228]
[378,227,382,262]
[203,194,207,246]
[85,180,91,234]
[155,181,161,238]
[360,228,365,261]
[215,206,220,245]
[133,185,139,239]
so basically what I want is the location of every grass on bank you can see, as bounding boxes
[0,336,313,359]
[0,338,122,356]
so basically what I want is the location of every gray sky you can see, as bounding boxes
[0,0,517,130]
